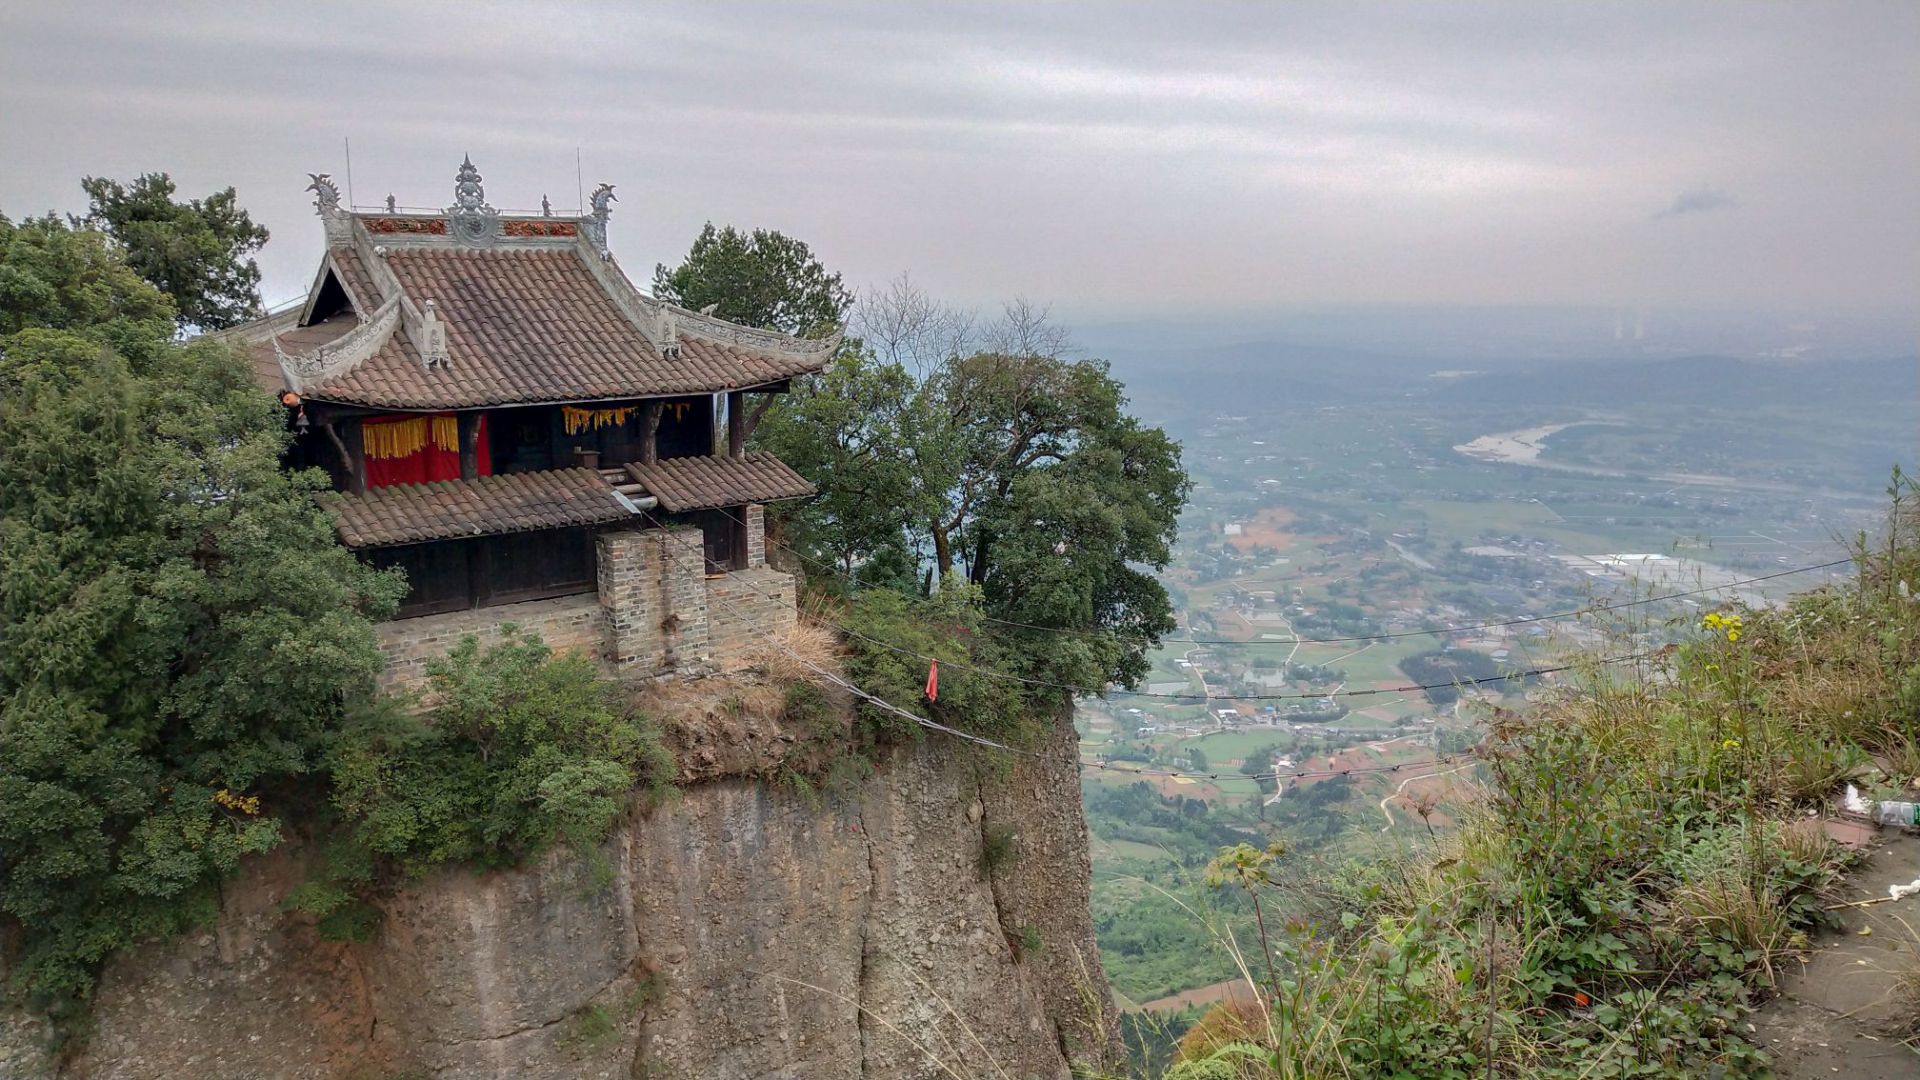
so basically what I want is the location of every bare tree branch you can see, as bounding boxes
[853,273,977,378]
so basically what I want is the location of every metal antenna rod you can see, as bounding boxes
[344,137,355,207]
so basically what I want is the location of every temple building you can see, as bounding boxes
[223,157,831,689]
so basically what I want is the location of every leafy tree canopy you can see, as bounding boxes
[0,213,398,1017]
[79,173,269,332]
[0,212,175,357]
[652,223,850,337]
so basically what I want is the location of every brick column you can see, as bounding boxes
[597,529,657,676]
[658,527,711,671]
[744,503,767,568]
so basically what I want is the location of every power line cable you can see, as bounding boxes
[836,614,1647,701]
[710,508,1667,698]
[697,576,1492,787]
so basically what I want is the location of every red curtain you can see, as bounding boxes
[363,413,489,488]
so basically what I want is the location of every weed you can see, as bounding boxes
[558,1003,619,1057]
[979,824,1019,880]
[1014,923,1044,960]
[626,970,667,1015]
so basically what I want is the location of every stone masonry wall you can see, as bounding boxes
[744,503,767,568]
[706,566,798,659]
[599,526,712,676]
[374,594,605,694]
[378,509,794,691]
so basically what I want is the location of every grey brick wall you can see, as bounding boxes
[744,503,767,568]
[376,519,799,692]
[706,567,798,659]
[375,593,606,695]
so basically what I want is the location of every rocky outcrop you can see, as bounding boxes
[6,699,1116,1080]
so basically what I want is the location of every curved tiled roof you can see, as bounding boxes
[323,468,637,548]
[264,246,829,409]
[234,206,836,408]
[623,453,816,513]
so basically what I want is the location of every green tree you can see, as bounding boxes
[79,173,270,331]
[0,212,175,354]
[670,245,1188,698]
[652,223,850,336]
[933,350,1189,692]
[0,214,398,1019]
[753,351,952,589]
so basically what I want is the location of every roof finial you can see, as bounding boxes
[307,173,341,215]
[446,154,498,247]
[385,194,396,213]
[541,193,552,216]
[584,183,616,254]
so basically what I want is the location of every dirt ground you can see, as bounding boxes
[1136,977,1259,1014]
[1749,826,1920,1077]
[1226,507,1298,551]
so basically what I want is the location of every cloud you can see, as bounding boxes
[1653,188,1740,220]
[1,2,1913,314]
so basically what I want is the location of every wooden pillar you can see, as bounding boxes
[727,390,746,459]
[325,420,368,496]
[639,401,662,465]
[458,412,482,480]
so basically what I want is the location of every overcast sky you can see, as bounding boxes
[2,1,1915,321]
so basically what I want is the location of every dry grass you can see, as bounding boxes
[633,675,789,729]
[720,617,842,686]
[1890,960,1920,1042]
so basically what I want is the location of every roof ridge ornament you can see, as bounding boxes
[308,173,352,243]
[272,294,402,391]
[418,299,451,369]
[583,183,615,254]
[445,154,498,248]
[307,174,341,214]
[658,306,681,357]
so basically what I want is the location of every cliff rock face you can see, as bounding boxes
[11,706,1116,1079]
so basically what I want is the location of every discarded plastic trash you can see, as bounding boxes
[1841,784,1919,827]
[1874,801,1920,827]
[1891,878,1920,902]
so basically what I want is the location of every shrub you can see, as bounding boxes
[835,586,1034,748]
[293,630,675,926]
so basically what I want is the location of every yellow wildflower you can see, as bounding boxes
[1726,630,1740,643]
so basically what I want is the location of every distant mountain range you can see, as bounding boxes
[1095,334,1917,414]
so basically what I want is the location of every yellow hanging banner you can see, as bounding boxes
[363,414,460,459]
[562,405,636,435]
